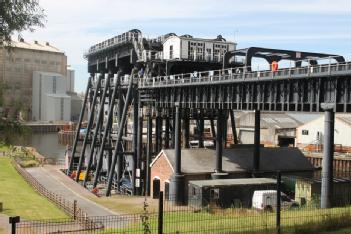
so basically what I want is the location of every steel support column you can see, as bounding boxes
[229,110,238,144]
[83,74,110,187]
[132,91,139,195]
[106,71,135,196]
[146,113,152,196]
[198,115,204,148]
[76,74,102,182]
[253,109,260,173]
[182,109,190,149]
[93,72,121,188]
[215,111,223,172]
[156,112,162,152]
[116,82,125,191]
[135,110,143,195]
[170,103,185,204]
[164,117,170,149]
[210,119,216,146]
[68,75,92,175]
[321,104,335,208]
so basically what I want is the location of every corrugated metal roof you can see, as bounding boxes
[236,112,302,129]
[337,115,351,126]
[9,40,63,53]
[189,178,276,187]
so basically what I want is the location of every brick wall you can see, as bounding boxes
[150,152,173,198]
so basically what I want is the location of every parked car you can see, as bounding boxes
[252,190,298,211]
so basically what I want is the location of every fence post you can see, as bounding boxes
[73,200,77,220]
[9,216,20,234]
[158,191,164,234]
[276,171,281,234]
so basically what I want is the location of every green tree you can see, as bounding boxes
[0,0,46,47]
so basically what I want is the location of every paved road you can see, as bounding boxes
[25,165,118,217]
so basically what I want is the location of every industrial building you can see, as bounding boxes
[162,34,236,62]
[150,147,314,200]
[296,114,351,150]
[234,112,302,146]
[0,39,67,120]
[31,70,81,122]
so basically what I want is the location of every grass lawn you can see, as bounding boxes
[0,157,68,219]
[98,205,351,233]
[90,195,159,214]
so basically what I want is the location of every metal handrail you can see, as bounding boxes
[139,61,351,88]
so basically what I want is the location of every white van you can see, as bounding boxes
[252,190,298,211]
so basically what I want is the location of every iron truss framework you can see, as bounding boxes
[68,31,351,208]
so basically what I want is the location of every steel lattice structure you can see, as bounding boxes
[67,29,351,208]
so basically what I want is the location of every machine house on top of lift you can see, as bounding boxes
[163,34,236,62]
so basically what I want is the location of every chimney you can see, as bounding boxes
[34,40,38,44]
[46,42,50,46]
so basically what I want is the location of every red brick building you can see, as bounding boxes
[150,147,314,199]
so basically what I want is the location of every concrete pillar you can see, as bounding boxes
[253,109,260,173]
[321,104,335,208]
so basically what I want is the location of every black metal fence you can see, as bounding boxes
[9,173,351,234]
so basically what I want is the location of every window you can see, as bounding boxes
[52,77,57,94]
[210,188,219,199]
[169,45,173,59]
[302,130,309,135]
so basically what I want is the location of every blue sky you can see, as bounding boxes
[21,0,351,92]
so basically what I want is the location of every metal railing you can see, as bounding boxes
[139,61,351,88]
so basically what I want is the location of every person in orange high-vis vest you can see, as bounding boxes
[271,61,278,72]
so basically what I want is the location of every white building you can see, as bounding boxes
[162,35,236,62]
[296,115,351,148]
[66,68,75,93]
[32,71,79,122]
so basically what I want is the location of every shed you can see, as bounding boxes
[188,178,277,208]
